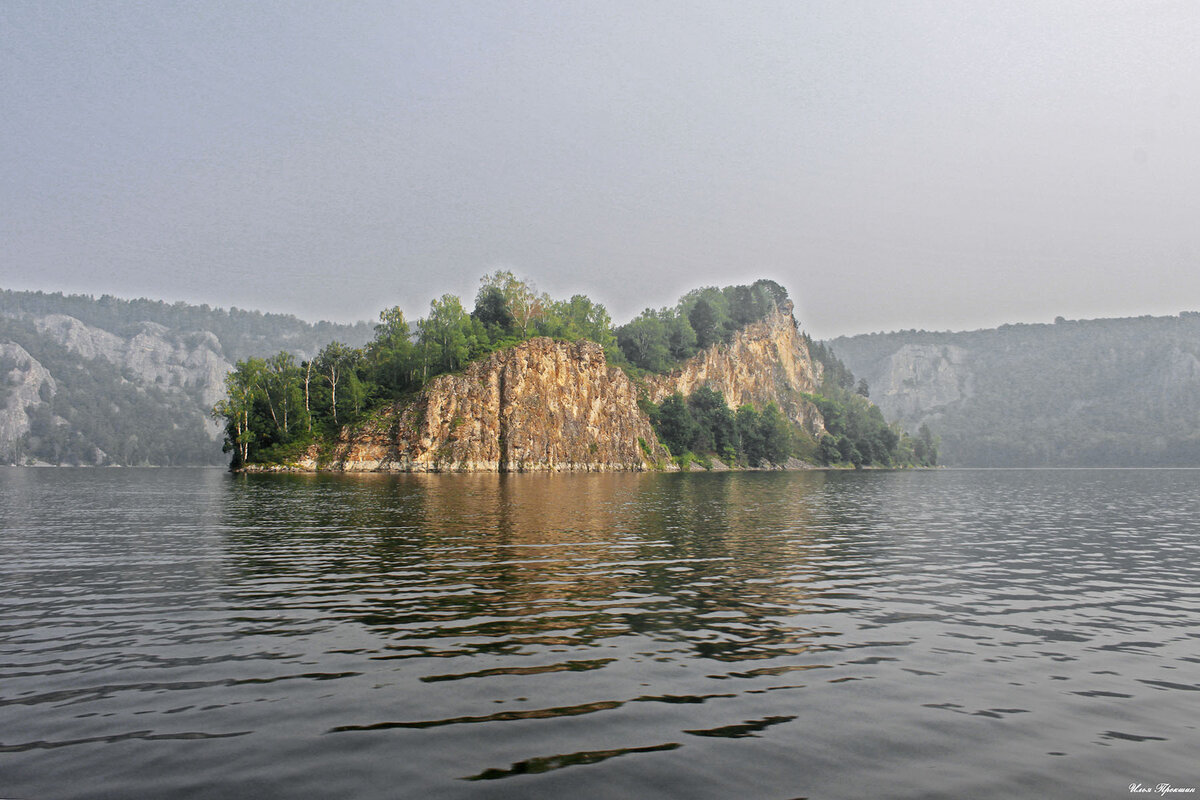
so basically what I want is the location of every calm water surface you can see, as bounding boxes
[1,468,1197,799]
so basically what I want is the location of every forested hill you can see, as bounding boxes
[0,290,373,364]
[828,313,1200,466]
[0,289,372,465]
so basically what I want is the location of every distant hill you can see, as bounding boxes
[828,313,1200,466]
[0,289,372,465]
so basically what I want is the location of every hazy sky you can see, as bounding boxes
[3,1,1198,338]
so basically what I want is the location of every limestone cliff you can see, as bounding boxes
[642,303,825,434]
[34,314,232,413]
[0,343,57,459]
[864,343,974,424]
[302,338,669,472]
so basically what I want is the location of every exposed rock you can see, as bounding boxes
[301,338,670,472]
[0,342,56,457]
[864,343,973,425]
[642,303,825,434]
[33,314,232,434]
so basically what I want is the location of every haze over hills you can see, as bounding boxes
[829,313,1200,467]
[0,289,372,465]
[5,284,1200,469]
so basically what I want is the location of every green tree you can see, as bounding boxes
[471,285,515,341]
[539,295,618,351]
[316,341,358,425]
[418,295,474,377]
[368,306,415,395]
[736,404,765,465]
[688,298,721,350]
[214,358,264,466]
[654,393,698,456]
[757,402,791,465]
[478,270,545,337]
[262,350,302,438]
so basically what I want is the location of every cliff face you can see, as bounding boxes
[33,314,232,412]
[0,343,57,459]
[864,343,974,423]
[306,338,669,472]
[643,303,825,434]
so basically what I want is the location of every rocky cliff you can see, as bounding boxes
[302,338,670,472]
[643,303,825,434]
[853,343,974,424]
[0,343,57,458]
[34,314,233,422]
[298,303,828,473]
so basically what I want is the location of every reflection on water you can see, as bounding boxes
[1,468,1198,799]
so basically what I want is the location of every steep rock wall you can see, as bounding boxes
[642,304,825,434]
[866,343,974,425]
[34,314,231,413]
[0,343,56,457]
[306,338,669,472]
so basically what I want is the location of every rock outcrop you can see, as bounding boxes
[34,315,232,412]
[0,343,56,458]
[297,303,830,473]
[864,343,973,422]
[302,338,669,472]
[642,303,825,434]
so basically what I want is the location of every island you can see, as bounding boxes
[215,275,937,472]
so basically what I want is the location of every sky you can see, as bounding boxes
[2,1,1198,339]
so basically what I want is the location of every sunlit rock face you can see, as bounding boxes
[305,338,670,472]
[642,302,826,435]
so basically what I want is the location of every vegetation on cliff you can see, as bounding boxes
[214,274,931,471]
[614,279,790,373]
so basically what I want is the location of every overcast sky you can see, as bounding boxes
[3,1,1198,338]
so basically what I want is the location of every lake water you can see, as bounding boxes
[1,467,1197,799]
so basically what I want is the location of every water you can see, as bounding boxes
[1,468,1197,799]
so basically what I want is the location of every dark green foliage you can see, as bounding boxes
[688,387,738,455]
[652,394,698,456]
[616,281,791,372]
[688,299,721,350]
[617,313,673,373]
[472,286,515,337]
[647,388,799,468]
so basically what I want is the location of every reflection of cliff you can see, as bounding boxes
[217,472,843,665]
[643,303,825,435]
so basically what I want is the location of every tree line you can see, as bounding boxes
[214,271,619,467]
[646,387,797,467]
